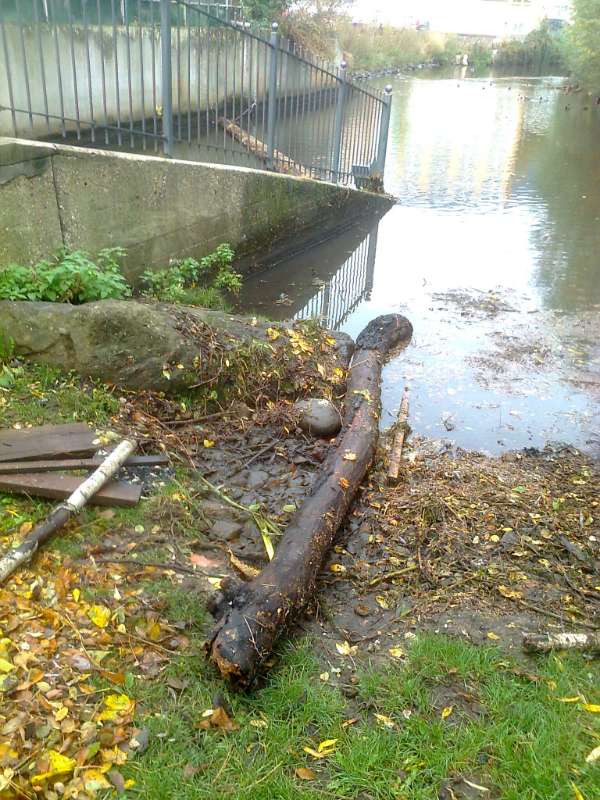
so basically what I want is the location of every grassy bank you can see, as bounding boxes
[0,362,598,798]
[335,20,566,75]
[337,21,452,72]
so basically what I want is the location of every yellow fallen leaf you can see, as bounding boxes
[374,713,395,729]
[72,588,80,603]
[31,751,77,785]
[581,704,600,713]
[203,439,215,449]
[295,767,316,780]
[585,745,600,764]
[266,327,280,341]
[261,531,275,561]
[97,693,135,722]
[319,672,329,682]
[83,769,112,792]
[317,739,337,753]
[486,632,500,641]
[19,521,33,536]
[147,621,162,642]
[302,746,323,759]
[88,604,111,629]
[571,783,585,800]
[376,595,390,609]
[389,647,404,659]
[0,658,15,674]
[54,706,69,722]
[330,564,346,574]
[339,477,350,490]
[558,696,582,703]
[441,706,454,719]
[497,585,522,600]
[335,641,357,656]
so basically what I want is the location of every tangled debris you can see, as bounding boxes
[316,439,600,653]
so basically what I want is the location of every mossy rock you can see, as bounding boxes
[0,300,353,397]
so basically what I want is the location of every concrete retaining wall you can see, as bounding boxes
[0,137,391,283]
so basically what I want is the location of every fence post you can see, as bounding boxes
[266,21,279,170]
[331,61,347,181]
[374,84,393,176]
[160,0,174,157]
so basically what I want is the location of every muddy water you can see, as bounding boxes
[241,72,600,455]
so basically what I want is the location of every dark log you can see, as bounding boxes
[206,314,413,687]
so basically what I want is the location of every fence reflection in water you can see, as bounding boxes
[294,223,378,330]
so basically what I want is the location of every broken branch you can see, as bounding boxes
[0,439,137,584]
[387,386,410,485]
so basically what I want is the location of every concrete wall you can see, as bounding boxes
[0,23,325,138]
[0,137,391,283]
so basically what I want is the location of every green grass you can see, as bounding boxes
[0,362,119,429]
[122,633,600,799]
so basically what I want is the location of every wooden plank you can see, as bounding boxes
[0,455,169,474]
[0,423,91,443]
[0,427,98,463]
[0,473,142,507]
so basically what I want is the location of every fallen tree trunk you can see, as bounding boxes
[523,631,600,653]
[206,314,413,687]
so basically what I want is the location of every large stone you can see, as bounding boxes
[0,299,354,393]
[295,398,342,437]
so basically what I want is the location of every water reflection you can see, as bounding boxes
[241,71,600,455]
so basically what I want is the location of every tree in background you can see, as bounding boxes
[564,0,600,88]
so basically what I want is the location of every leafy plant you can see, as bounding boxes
[141,244,242,309]
[0,248,131,304]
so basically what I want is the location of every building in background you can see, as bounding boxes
[351,0,572,39]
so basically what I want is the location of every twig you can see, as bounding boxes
[387,387,409,485]
[368,564,418,587]
[229,439,280,478]
[95,557,222,578]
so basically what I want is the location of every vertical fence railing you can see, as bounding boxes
[0,0,391,187]
[293,224,378,330]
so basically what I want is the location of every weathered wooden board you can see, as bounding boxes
[0,473,142,507]
[0,424,98,463]
[0,455,169,474]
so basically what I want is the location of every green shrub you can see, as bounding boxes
[0,247,131,304]
[140,243,241,308]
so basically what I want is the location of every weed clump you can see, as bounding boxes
[0,243,242,311]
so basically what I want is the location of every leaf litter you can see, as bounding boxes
[316,437,600,658]
[0,550,190,798]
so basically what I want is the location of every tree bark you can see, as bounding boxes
[206,315,413,687]
[523,631,600,653]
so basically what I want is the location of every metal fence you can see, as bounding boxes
[0,0,391,185]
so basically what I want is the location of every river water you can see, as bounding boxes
[241,71,600,455]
